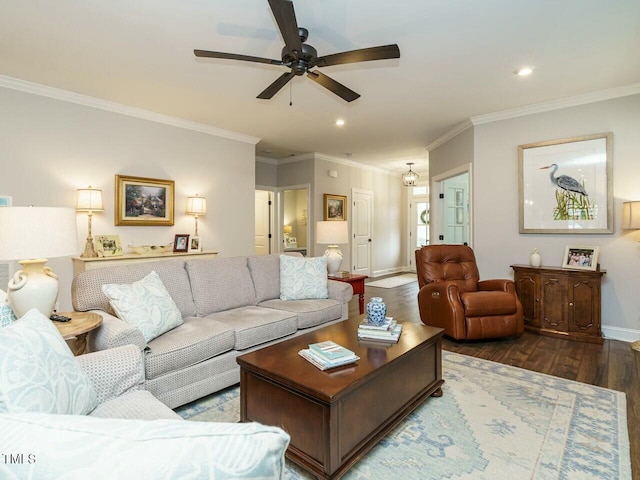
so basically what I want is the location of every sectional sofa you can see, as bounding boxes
[72,253,353,408]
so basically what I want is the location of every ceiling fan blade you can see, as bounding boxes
[194,49,283,65]
[314,44,400,67]
[257,72,295,99]
[268,0,302,56]
[307,71,360,102]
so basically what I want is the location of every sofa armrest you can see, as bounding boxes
[86,310,147,353]
[328,279,353,303]
[76,344,145,406]
[478,279,516,294]
[0,414,290,479]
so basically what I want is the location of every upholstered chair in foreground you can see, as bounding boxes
[415,245,523,340]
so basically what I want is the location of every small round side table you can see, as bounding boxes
[53,311,102,356]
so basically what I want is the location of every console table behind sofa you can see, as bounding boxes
[72,251,219,276]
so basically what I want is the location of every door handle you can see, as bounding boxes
[368,239,371,242]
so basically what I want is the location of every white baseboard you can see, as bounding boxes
[371,266,410,278]
[602,325,640,343]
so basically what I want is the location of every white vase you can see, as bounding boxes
[7,259,59,318]
[530,249,542,267]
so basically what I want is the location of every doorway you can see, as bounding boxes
[431,165,472,246]
[408,186,429,272]
[280,185,310,256]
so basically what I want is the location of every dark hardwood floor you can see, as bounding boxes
[352,276,639,478]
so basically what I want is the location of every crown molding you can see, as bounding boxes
[425,120,473,152]
[471,83,640,125]
[0,75,261,145]
[255,156,278,165]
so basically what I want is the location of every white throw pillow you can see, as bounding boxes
[102,271,184,342]
[280,255,329,301]
[0,309,98,415]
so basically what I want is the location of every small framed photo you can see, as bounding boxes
[323,194,347,221]
[562,245,599,271]
[173,234,190,252]
[95,235,123,257]
[188,236,201,252]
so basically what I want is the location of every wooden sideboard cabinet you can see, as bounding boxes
[72,251,219,276]
[511,264,606,344]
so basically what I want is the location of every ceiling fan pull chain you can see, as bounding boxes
[289,81,293,106]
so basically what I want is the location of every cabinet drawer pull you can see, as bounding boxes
[569,302,574,307]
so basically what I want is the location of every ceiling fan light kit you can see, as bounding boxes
[194,0,400,102]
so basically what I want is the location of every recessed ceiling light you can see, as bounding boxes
[515,66,533,76]
[335,119,345,127]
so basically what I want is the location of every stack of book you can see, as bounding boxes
[298,340,360,370]
[357,317,403,342]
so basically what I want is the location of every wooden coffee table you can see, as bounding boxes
[237,317,444,479]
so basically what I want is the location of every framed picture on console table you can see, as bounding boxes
[115,175,175,226]
[562,245,599,271]
[324,194,347,221]
[518,133,612,234]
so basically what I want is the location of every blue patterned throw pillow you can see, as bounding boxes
[280,255,329,301]
[0,309,98,415]
[102,271,184,342]
[0,303,16,328]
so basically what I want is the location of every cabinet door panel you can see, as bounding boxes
[569,279,600,334]
[541,275,568,332]
[515,273,539,326]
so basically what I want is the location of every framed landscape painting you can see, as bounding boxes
[518,133,612,234]
[324,194,347,221]
[115,175,175,226]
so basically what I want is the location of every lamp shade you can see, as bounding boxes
[283,225,293,235]
[622,201,640,229]
[0,207,79,260]
[316,221,349,245]
[186,195,207,215]
[76,186,104,212]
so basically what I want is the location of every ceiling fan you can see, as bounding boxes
[194,0,400,102]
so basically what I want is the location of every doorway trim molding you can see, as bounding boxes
[430,164,473,247]
[277,183,311,254]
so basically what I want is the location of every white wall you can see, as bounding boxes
[0,86,257,311]
[472,94,640,340]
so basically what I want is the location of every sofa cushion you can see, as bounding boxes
[145,317,235,379]
[89,390,181,420]
[0,413,290,479]
[259,298,343,329]
[72,260,197,318]
[0,309,97,415]
[186,257,258,315]
[280,255,329,301]
[102,271,184,343]
[206,306,297,350]
[248,254,281,302]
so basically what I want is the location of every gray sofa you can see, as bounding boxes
[72,254,353,408]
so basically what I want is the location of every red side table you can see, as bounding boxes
[329,274,368,314]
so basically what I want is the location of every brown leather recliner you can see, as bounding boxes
[415,245,524,340]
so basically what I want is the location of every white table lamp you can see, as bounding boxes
[316,221,349,274]
[76,186,104,258]
[186,194,207,237]
[0,207,78,318]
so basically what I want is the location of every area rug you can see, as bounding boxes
[367,273,417,288]
[176,351,631,479]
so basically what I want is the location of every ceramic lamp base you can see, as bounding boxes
[324,245,343,275]
[7,259,59,318]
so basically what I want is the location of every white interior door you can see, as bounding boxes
[352,189,373,276]
[254,190,272,255]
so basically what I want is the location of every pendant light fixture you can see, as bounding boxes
[402,162,420,186]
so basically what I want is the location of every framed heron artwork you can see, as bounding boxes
[518,133,612,234]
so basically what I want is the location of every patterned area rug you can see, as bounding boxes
[176,351,631,479]
[366,273,417,288]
